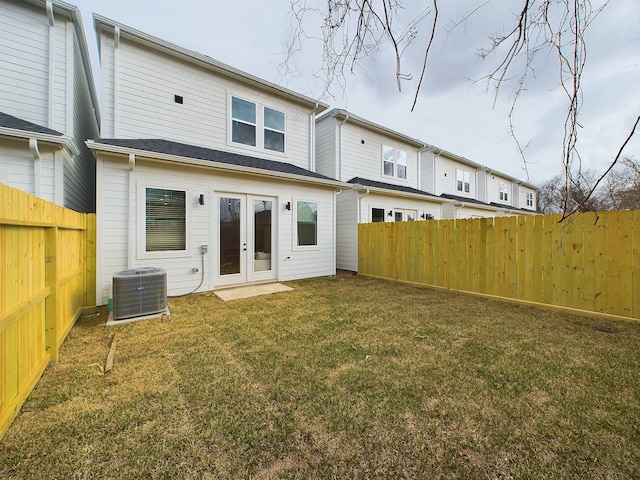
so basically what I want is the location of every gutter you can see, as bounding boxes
[86,140,348,190]
[0,127,78,155]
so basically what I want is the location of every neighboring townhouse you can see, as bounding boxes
[315,109,449,271]
[0,0,99,212]
[421,146,537,218]
[89,15,344,305]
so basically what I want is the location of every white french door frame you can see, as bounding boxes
[216,193,277,287]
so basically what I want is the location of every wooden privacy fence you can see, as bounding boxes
[0,184,96,439]
[359,211,640,321]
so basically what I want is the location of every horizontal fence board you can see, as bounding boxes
[359,211,640,322]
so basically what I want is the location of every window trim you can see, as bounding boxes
[456,169,471,193]
[499,183,509,202]
[382,145,408,181]
[137,182,190,259]
[293,198,320,250]
[229,94,287,155]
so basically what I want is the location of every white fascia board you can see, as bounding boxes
[0,127,76,153]
[92,14,329,114]
[86,141,347,190]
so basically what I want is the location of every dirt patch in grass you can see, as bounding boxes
[2,275,639,479]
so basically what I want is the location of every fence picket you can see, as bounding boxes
[359,211,639,321]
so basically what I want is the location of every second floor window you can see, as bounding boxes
[382,145,407,179]
[456,169,470,193]
[527,192,534,207]
[500,183,509,201]
[231,96,285,153]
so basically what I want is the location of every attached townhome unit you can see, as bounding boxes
[0,0,99,212]
[315,109,450,271]
[89,15,345,306]
[421,146,538,218]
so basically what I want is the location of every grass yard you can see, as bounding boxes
[1,274,639,479]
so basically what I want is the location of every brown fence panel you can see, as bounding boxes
[0,184,96,439]
[359,211,640,321]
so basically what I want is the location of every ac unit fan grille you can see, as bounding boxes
[112,268,167,320]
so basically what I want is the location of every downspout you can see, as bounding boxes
[128,153,135,269]
[29,139,42,198]
[337,114,349,181]
[309,103,320,171]
[355,186,369,272]
[46,1,55,129]
[113,26,121,137]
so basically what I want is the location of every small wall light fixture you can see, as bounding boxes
[388,210,393,217]
[285,201,291,211]
[199,194,205,206]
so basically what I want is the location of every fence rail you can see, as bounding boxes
[359,211,640,321]
[0,184,96,439]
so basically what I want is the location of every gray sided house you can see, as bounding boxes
[91,15,344,305]
[0,0,99,212]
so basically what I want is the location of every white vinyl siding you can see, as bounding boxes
[314,117,337,178]
[323,120,419,187]
[335,189,359,271]
[434,157,477,198]
[96,155,336,304]
[100,37,312,169]
[0,1,49,126]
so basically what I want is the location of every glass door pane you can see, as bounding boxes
[219,197,241,275]
[253,200,272,272]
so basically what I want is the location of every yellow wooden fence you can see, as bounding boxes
[0,184,96,439]
[359,211,640,321]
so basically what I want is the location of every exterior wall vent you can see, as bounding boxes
[112,268,167,320]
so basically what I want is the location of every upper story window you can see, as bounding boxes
[456,169,470,193]
[231,96,285,153]
[499,183,509,201]
[382,145,407,179]
[527,192,534,207]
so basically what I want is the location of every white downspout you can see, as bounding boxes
[46,1,55,130]
[29,139,42,198]
[309,103,320,171]
[128,153,135,269]
[113,26,121,137]
[337,114,349,181]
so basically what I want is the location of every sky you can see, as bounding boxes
[71,0,639,185]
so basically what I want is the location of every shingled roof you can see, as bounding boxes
[347,177,441,200]
[0,111,63,136]
[91,138,341,183]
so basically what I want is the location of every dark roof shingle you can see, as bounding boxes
[347,177,440,199]
[93,138,339,182]
[0,111,63,136]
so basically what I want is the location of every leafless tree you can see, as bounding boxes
[284,0,639,219]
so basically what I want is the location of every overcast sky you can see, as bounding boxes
[71,0,639,185]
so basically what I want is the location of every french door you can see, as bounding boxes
[217,194,276,286]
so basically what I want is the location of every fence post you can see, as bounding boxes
[44,227,59,363]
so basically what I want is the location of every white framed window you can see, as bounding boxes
[397,150,407,179]
[371,207,386,223]
[382,145,408,179]
[231,96,256,147]
[144,187,187,253]
[393,208,417,222]
[527,192,534,207]
[264,107,285,152]
[456,169,470,193]
[499,183,509,201]
[230,95,286,153]
[295,200,318,247]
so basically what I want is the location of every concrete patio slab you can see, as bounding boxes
[214,283,293,301]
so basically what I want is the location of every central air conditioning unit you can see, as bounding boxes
[112,267,167,320]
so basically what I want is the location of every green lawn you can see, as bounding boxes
[2,274,639,479]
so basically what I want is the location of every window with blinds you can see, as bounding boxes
[145,188,186,252]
